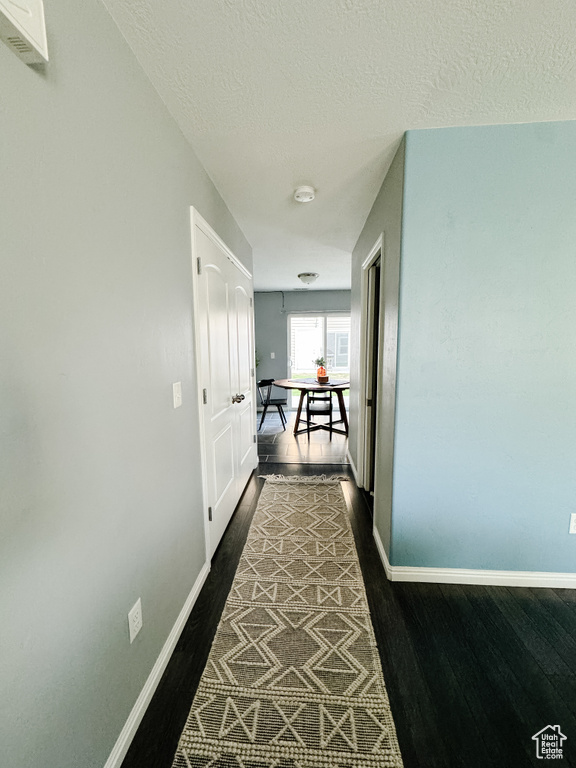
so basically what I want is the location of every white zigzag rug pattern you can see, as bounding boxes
[172,476,404,768]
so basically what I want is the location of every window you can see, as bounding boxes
[289,314,350,377]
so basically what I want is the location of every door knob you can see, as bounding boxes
[232,393,245,404]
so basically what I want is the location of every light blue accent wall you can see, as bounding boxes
[391,121,576,572]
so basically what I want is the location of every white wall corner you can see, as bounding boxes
[103,560,211,768]
[372,528,576,589]
[372,524,394,580]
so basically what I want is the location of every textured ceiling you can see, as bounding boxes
[102,0,576,290]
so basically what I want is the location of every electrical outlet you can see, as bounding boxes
[173,381,182,409]
[128,598,143,643]
[569,514,576,535]
[270,352,275,359]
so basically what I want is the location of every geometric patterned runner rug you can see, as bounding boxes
[171,476,404,768]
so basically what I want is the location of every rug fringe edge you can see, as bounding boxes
[260,474,350,482]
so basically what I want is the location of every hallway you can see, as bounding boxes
[120,466,576,768]
[4,3,576,767]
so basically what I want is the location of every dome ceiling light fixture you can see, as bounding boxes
[294,185,315,203]
[298,272,319,285]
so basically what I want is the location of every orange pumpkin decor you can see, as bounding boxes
[317,365,329,384]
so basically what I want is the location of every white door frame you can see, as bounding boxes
[357,233,384,489]
[189,207,256,562]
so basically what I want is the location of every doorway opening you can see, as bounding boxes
[256,312,350,465]
[364,258,381,495]
[357,233,384,493]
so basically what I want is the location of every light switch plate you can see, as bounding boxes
[173,381,182,409]
[569,513,576,535]
[0,0,48,63]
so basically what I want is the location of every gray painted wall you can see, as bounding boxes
[254,290,351,400]
[0,2,251,767]
[349,139,405,553]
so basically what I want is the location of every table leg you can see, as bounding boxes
[335,390,349,435]
[294,390,306,435]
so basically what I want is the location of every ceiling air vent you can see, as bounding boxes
[0,0,48,64]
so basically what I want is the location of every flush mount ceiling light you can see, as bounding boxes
[298,272,319,285]
[294,185,315,203]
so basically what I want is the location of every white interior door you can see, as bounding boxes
[192,211,257,558]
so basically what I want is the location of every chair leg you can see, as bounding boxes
[306,398,311,441]
[259,404,269,430]
[276,404,286,429]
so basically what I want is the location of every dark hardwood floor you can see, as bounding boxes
[257,409,349,464]
[121,463,576,768]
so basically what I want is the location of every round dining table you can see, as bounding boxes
[272,378,349,436]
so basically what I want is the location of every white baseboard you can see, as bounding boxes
[103,560,211,768]
[346,448,361,486]
[373,526,393,578]
[372,526,576,589]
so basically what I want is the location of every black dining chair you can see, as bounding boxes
[257,379,287,431]
[306,390,333,440]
